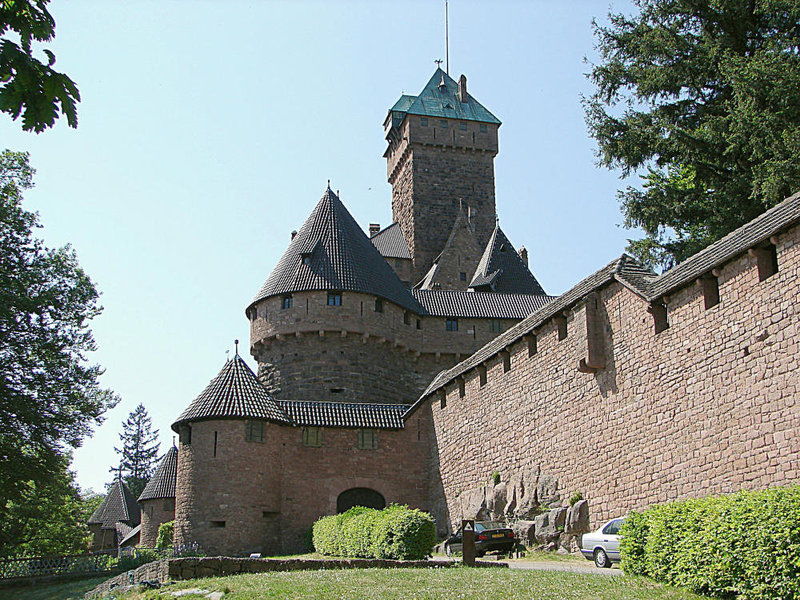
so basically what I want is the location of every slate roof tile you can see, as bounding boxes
[88,480,140,529]
[138,446,178,502]
[172,355,290,431]
[370,222,412,259]
[278,401,408,429]
[469,225,546,294]
[412,289,552,319]
[250,188,421,313]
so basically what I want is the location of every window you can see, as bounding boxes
[459,121,467,131]
[701,275,720,309]
[404,311,410,325]
[246,420,265,443]
[210,521,226,528]
[478,364,487,387]
[327,292,342,306]
[480,123,488,133]
[303,426,322,447]
[460,272,467,281]
[440,119,448,128]
[603,520,624,535]
[490,319,502,333]
[358,428,378,450]
[420,117,428,126]
[416,319,422,330]
[281,295,293,309]
[375,298,383,313]
[446,318,458,331]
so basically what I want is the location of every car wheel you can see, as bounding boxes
[593,548,610,568]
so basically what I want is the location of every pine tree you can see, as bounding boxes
[112,404,160,498]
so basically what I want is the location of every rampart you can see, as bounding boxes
[415,197,800,531]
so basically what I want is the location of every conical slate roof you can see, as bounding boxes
[138,446,178,502]
[388,68,501,128]
[172,354,290,431]
[88,479,140,528]
[469,225,546,295]
[250,187,421,313]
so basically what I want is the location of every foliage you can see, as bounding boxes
[568,491,583,506]
[111,404,160,498]
[620,485,800,598]
[116,548,160,571]
[173,541,206,557]
[156,520,174,550]
[0,150,118,553]
[0,0,80,131]
[0,453,91,557]
[313,505,436,561]
[492,471,501,485]
[585,0,800,269]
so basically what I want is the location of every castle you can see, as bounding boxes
[116,68,798,556]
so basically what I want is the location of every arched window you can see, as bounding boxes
[336,488,386,513]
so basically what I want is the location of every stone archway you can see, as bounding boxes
[337,487,386,513]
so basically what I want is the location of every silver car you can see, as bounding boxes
[580,517,625,568]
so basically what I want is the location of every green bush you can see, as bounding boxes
[156,520,174,549]
[492,471,501,485]
[568,491,583,506]
[620,485,800,599]
[117,548,160,571]
[313,504,436,560]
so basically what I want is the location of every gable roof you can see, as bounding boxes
[172,355,290,431]
[388,69,501,127]
[138,446,178,502]
[88,480,140,529]
[416,209,483,291]
[469,225,546,295]
[250,187,421,313]
[278,401,408,430]
[370,222,411,259]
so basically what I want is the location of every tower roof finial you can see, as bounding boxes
[234,339,239,356]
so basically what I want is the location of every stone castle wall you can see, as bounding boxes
[174,409,432,555]
[425,222,800,532]
[387,115,499,282]
[249,290,519,402]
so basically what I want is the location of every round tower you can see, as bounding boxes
[172,351,290,556]
[138,445,178,548]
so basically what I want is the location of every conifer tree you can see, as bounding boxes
[112,404,160,498]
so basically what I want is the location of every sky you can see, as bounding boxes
[1,0,639,493]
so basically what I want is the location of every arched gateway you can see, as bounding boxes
[337,488,386,513]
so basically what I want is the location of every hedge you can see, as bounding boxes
[312,505,436,560]
[620,485,800,599]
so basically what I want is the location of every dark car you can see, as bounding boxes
[444,521,515,557]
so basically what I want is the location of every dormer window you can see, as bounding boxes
[301,254,312,265]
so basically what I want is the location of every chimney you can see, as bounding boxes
[291,230,297,240]
[369,223,381,237]
[458,75,468,103]
[518,246,528,267]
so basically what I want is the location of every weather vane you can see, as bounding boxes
[435,59,443,68]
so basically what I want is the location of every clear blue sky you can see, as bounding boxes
[1,0,638,493]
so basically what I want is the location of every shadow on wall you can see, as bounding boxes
[424,402,452,538]
[594,295,618,398]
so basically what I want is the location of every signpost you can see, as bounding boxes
[462,519,475,566]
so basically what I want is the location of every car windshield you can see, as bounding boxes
[476,521,505,532]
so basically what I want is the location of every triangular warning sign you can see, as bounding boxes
[463,522,474,532]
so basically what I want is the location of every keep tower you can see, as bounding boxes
[384,69,501,284]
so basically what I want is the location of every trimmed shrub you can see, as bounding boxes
[620,485,800,599]
[313,504,436,560]
[156,520,174,549]
[117,548,159,571]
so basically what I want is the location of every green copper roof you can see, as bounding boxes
[388,69,501,126]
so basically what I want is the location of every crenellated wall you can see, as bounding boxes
[424,222,800,531]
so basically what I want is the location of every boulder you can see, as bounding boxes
[536,473,560,507]
[534,508,566,544]
[511,520,536,546]
[487,482,507,519]
[459,487,486,521]
[514,466,541,519]
[565,500,590,534]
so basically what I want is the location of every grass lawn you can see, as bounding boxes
[0,576,110,600]
[110,567,701,599]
